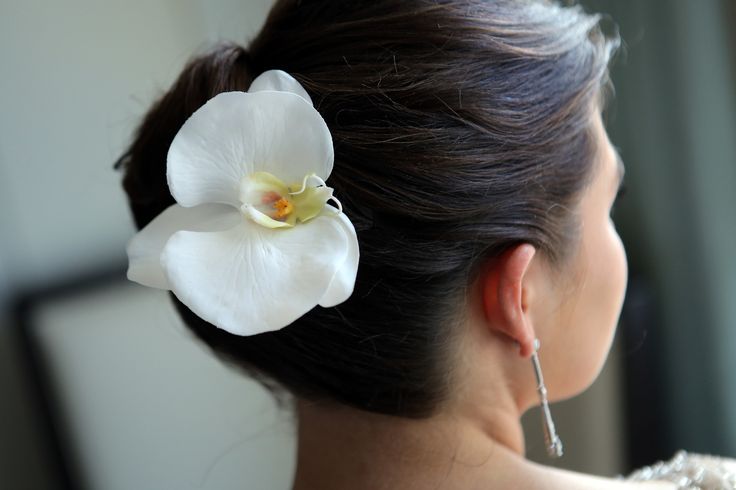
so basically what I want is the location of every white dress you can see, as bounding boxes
[622,450,736,488]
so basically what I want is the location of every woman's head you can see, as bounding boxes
[115,0,621,418]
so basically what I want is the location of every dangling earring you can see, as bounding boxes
[530,338,564,458]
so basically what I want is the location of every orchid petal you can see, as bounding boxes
[247,69,314,106]
[167,91,334,208]
[160,214,349,335]
[318,207,360,307]
[126,203,240,289]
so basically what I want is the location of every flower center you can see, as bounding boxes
[239,171,343,229]
[260,191,294,219]
[272,197,294,218]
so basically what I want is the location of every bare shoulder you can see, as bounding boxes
[522,461,677,490]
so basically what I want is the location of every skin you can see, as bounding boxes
[290,105,676,490]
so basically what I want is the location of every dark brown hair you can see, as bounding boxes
[115,0,619,418]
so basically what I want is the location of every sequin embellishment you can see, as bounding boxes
[623,450,736,489]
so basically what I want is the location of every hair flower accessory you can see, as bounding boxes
[125,69,359,336]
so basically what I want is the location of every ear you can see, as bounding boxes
[480,243,537,359]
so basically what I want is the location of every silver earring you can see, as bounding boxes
[530,338,563,458]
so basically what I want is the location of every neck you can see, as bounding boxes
[290,303,541,490]
[290,391,531,490]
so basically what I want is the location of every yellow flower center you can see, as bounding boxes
[273,197,294,218]
[240,171,342,229]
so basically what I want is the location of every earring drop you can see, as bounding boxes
[530,338,564,458]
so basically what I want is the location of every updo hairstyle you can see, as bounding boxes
[115,0,620,418]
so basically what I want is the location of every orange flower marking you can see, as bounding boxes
[273,197,294,218]
[261,191,281,204]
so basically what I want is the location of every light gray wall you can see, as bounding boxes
[0,0,271,290]
[0,1,274,488]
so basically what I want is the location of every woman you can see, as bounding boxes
[115,0,736,488]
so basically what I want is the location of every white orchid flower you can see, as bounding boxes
[126,70,359,336]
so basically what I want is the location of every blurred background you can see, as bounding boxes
[1,0,734,489]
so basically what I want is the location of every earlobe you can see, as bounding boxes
[480,243,538,359]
